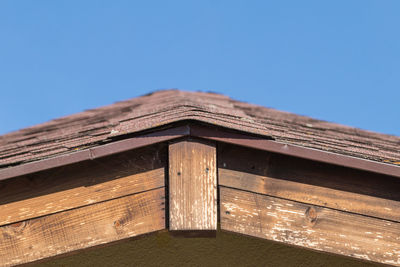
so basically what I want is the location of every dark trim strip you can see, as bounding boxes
[190,125,400,178]
[0,125,190,181]
[0,123,399,181]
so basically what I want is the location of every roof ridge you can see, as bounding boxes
[0,89,399,168]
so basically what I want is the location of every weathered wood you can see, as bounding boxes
[169,140,217,230]
[0,145,166,226]
[218,143,400,222]
[0,168,164,226]
[220,186,400,266]
[219,168,400,222]
[0,188,165,267]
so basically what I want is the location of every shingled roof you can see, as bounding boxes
[1,89,399,169]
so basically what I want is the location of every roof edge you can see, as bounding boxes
[0,125,190,181]
[0,123,399,181]
[190,124,400,178]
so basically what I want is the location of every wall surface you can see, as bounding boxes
[32,230,380,267]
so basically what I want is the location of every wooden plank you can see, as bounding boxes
[0,168,164,226]
[0,188,165,267]
[220,186,400,266]
[219,168,400,222]
[0,144,166,226]
[218,143,400,222]
[169,140,217,230]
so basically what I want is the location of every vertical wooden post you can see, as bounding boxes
[169,139,217,231]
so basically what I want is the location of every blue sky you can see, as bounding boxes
[0,1,399,136]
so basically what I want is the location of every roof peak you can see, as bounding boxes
[0,89,399,168]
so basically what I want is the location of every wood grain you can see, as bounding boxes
[218,143,400,222]
[0,144,166,226]
[0,187,165,267]
[0,168,164,226]
[169,140,217,230]
[220,186,400,266]
[219,168,400,222]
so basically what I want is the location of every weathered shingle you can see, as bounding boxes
[1,90,399,168]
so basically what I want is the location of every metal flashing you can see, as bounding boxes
[0,123,399,181]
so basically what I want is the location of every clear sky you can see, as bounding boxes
[1,1,399,136]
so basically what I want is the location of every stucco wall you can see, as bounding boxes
[34,230,380,267]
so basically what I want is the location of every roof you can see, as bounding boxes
[1,89,399,169]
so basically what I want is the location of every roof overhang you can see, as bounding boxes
[0,122,399,181]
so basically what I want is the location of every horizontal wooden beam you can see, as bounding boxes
[220,186,400,266]
[0,145,166,226]
[0,168,164,226]
[0,188,166,267]
[219,168,400,222]
[169,140,217,231]
[218,143,400,222]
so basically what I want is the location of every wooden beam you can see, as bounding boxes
[218,143,400,222]
[219,168,400,222]
[0,145,166,226]
[220,186,400,266]
[169,140,217,231]
[0,169,164,226]
[0,188,165,267]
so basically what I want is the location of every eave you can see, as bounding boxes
[1,122,399,181]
